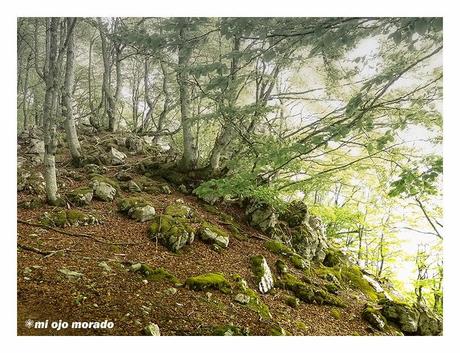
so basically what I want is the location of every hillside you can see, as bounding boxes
[17,130,442,336]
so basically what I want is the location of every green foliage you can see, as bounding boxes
[389,156,442,198]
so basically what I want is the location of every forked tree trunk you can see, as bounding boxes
[62,18,81,164]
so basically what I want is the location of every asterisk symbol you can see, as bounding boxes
[25,319,34,328]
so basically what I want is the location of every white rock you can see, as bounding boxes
[110,147,127,165]
[93,181,117,201]
[131,205,156,222]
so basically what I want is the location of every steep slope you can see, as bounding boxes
[16,130,441,336]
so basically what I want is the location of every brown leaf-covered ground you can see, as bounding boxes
[17,142,388,336]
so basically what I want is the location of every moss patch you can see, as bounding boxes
[185,273,231,293]
[67,187,93,206]
[331,308,342,319]
[265,240,295,256]
[131,264,181,284]
[277,273,346,307]
[117,197,150,213]
[40,210,99,227]
[241,287,272,320]
[314,265,378,302]
[290,254,308,269]
[90,174,120,190]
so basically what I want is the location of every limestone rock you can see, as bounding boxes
[245,201,278,234]
[417,305,443,336]
[281,200,309,227]
[235,293,251,304]
[199,225,229,248]
[250,255,274,294]
[363,305,386,331]
[67,187,93,206]
[116,170,133,181]
[130,205,156,222]
[110,147,127,165]
[126,136,144,153]
[381,299,419,333]
[84,163,107,175]
[149,214,195,252]
[144,323,160,336]
[93,181,117,201]
[128,180,142,193]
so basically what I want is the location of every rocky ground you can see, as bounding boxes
[16,129,442,336]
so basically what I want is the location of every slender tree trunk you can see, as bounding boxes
[62,18,81,164]
[177,22,197,170]
[43,18,60,205]
[209,36,241,174]
[22,52,32,130]
[98,19,116,132]
[153,60,171,143]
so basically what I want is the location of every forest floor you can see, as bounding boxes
[17,136,387,336]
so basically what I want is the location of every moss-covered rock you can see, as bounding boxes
[265,240,295,256]
[198,222,230,248]
[185,273,231,293]
[117,197,149,212]
[380,298,420,334]
[277,273,346,307]
[323,247,348,267]
[67,187,93,206]
[289,254,308,269]
[275,259,288,275]
[269,325,289,336]
[131,263,180,284]
[90,174,120,191]
[250,255,274,294]
[41,210,100,227]
[362,304,386,331]
[164,202,193,218]
[148,214,195,252]
[285,295,300,308]
[280,200,309,227]
[314,265,378,302]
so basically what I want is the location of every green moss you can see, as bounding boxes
[290,254,308,269]
[331,308,342,319]
[325,283,339,294]
[323,247,348,267]
[134,264,181,284]
[250,255,265,280]
[164,203,193,218]
[149,215,194,238]
[91,174,120,190]
[265,240,294,256]
[117,197,149,213]
[185,273,231,293]
[285,296,300,308]
[67,187,93,206]
[314,264,378,302]
[275,259,288,275]
[243,288,272,320]
[66,209,86,225]
[294,321,308,331]
[40,209,98,227]
[277,273,346,307]
[200,221,229,239]
[270,325,289,336]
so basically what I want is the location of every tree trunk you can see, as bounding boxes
[153,60,171,143]
[177,22,197,170]
[209,35,241,174]
[43,18,60,205]
[62,18,81,164]
[98,19,116,132]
